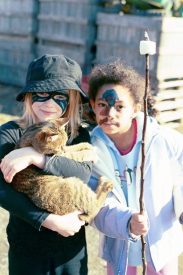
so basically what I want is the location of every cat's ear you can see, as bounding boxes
[47,134,59,142]
[55,117,69,127]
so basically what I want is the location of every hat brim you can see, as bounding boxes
[16,77,88,103]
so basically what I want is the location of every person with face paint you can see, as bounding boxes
[86,60,183,275]
[0,54,94,275]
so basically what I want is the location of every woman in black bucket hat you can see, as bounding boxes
[0,54,94,275]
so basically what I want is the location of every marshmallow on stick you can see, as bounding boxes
[140,31,156,55]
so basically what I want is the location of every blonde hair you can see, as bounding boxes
[16,90,83,143]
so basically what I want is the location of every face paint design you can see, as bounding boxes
[99,89,120,120]
[102,89,119,107]
[32,92,69,114]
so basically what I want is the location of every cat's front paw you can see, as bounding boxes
[79,213,92,223]
[80,143,94,150]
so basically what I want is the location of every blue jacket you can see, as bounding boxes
[89,113,183,275]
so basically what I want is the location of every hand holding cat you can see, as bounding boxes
[130,212,149,237]
[41,211,85,237]
[0,147,45,183]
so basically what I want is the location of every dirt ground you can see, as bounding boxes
[0,84,182,275]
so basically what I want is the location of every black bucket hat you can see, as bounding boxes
[16,54,88,103]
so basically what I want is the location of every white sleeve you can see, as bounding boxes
[93,192,135,240]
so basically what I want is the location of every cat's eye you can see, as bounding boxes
[49,133,59,137]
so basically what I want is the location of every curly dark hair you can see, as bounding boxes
[85,60,157,124]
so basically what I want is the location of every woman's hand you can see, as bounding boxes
[0,147,45,183]
[42,211,85,237]
[130,212,149,237]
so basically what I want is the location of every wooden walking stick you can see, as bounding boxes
[139,31,156,275]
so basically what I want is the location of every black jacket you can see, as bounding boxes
[0,120,92,258]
